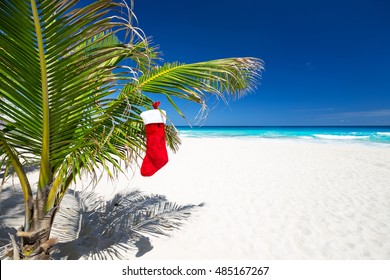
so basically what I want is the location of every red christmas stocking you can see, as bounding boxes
[140,102,168,176]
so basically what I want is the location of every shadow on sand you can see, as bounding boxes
[0,187,25,247]
[0,188,203,260]
[0,164,39,180]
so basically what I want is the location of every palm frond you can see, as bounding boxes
[121,57,264,120]
[165,125,181,153]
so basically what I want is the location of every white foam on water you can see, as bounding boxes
[313,134,370,140]
[377,132,390,136]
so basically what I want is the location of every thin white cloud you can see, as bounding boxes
[295,107,335,112]
[320,109,390,119]
[305,62,317,70]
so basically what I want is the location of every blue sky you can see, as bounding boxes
[89,0,390,126]
[132,0,390,126]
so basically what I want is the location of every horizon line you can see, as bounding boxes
[175,125,390,128]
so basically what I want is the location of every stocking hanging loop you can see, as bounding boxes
[152,101,160,109]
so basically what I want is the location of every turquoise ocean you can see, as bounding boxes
[177,126,390,145]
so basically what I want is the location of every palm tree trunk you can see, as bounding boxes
[13,186,58,260]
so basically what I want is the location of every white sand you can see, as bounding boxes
[130,138,390,260]
[1,137,390,259]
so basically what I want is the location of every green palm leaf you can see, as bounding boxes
[121,58,264,120]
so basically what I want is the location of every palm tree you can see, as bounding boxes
[0,0,263,259]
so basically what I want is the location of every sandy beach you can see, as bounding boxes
[1,137,390,259]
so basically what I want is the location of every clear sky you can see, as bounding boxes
[89,0,390,126]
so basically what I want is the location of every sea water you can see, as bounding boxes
[177,126,390,145]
